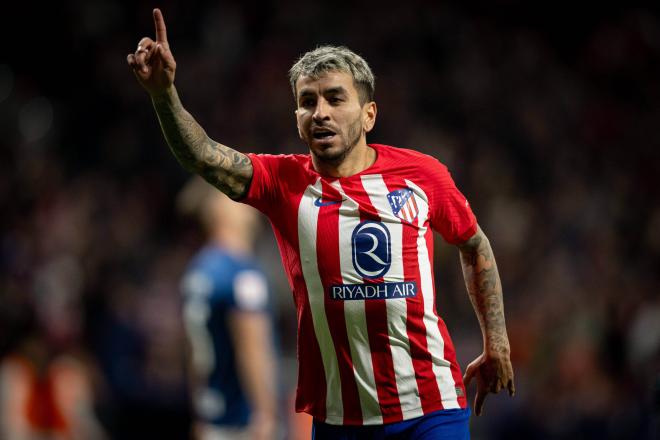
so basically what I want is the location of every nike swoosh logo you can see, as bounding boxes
[314,197,344,207]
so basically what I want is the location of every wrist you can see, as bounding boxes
[485,347,511,360]
[484,335,511,358]
[150,84,176,102]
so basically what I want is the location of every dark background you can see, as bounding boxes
[1,1,659,438]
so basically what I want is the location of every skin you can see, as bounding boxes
[128,8,514,419]
[126,9,252,200]
[294,71,377,177]
[458,226,515,415]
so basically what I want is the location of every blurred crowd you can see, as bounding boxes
[1,1,658,439]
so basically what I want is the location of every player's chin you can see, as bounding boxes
[310,139,346,160]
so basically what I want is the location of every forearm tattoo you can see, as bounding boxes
[458,227,510,357]
[151,88,253,199]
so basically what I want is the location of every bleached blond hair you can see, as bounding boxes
[288,45,375,105]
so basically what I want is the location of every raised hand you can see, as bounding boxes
[463,351,515,416]
[127,8,176,96]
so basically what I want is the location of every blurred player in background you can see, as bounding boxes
[128,9,514,439]
[177,177,278,440]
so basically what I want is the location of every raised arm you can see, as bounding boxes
[457,225,514,415]
[127,9,252,199]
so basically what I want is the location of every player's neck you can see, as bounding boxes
[211,230,252,257]
[312,141,376,178]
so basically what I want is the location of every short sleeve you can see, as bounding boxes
[231,269,269,312]
[240,153,280,215]
[427,160,477,244]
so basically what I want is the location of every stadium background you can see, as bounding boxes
[1,0,658,438]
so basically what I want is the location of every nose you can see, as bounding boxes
[312,99,330,123]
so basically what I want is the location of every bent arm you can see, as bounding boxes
[458,226,511,358]
[151,86,253,199]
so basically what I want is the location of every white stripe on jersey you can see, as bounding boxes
[406,179,460,408]
[331,180,382,425]
[361,175,424,420]
[298,179,344,421]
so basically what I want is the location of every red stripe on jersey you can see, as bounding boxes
[316,180,363,424]
[382,176,444,414]
[344,178,403,424]
[425,228,468,408]
[409,192,419,219]
[274,193,328,420]
[295,296,328,418]
[401,203,410,222]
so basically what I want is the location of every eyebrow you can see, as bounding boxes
[298,86,348,99]
[323,86,347,96]
[298,89,316,99]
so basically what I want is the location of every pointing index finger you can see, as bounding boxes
[153,8,168,43]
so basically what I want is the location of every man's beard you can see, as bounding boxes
[310,116,363,165]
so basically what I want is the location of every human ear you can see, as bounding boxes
[363,102,377,133]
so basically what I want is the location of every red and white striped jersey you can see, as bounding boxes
[242,144,477,425]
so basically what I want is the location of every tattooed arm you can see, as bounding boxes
[458,225,515,416]
[127,9,252,199]
[151,88,252,199]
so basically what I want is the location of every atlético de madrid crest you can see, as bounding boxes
[387,188,419,223]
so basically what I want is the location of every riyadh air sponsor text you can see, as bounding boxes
[330,281,417,300]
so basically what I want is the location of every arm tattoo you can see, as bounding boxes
[458,226,510,357]
[151,87,253,199]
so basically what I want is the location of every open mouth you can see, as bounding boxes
[312,129,336,140]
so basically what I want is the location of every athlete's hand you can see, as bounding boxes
[127,8,176,96]
[463,351,514,416]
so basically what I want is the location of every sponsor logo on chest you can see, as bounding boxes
[330,281,417,300]
[351,220,391,279]
[329,219,418,301]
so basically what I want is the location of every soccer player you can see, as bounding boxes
[177,177,278,440]
[128,9,514,439]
